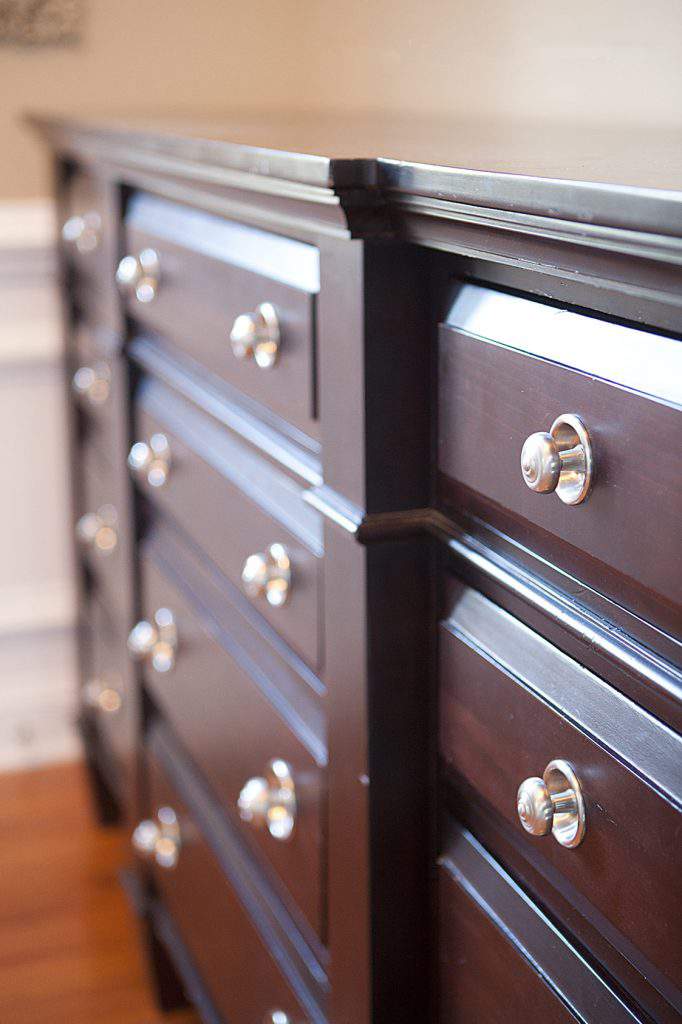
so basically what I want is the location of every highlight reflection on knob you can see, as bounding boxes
[132,806,181,869]
[116,248,160,303]
[229,302,280,368]
[521,413,593,506]
[76,505,118,556]
[128,433,171,488]
[127,607,177,673]
[62,211,101,253]
[241,543,291,607]
[71,363,111,406]
[238,759,296,841]
[517,759,586,848]
[83,677,122,714]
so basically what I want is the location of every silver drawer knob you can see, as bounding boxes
[264,1013,292,1024]
[76,505,118,555]
[238,758,296,841]
[71,363,111,406]
[132,806,181,869]
[128,433,171,488]
[62,211,101,253]
[241,543,291,607]
[517,759,586,849]
[230,302,280,369]
[521,413,593,505]
[116,248,160,303]
[83,677,122,714]
[127,607,177,672]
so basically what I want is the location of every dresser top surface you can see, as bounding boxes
[32,111,682,235]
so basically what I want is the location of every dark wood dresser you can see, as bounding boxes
[34,115,681,1024]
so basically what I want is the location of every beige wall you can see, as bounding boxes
[0,0,310,197]
[1,0,681,198]
[300,0,682,127]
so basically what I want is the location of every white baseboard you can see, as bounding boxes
[0,626,80,773]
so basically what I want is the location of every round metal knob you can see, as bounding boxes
[62,211,101,253]
[116,248,160,303]
[517,759,586,849]
[238,758,296,841]
[76,505,118,556]
[127,607,177,673]
[128,433,171,488]
[264,1013,292,1024]
[521,413,593,505]
[83,678,122,714]
[71,363,111,406]
[241,543,291,608]
[230,302,280,369]
[132,806,181,869]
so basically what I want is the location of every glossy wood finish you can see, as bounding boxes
[439,582,682,1012]
[62,168,111,293]
[123,193,320,438]
[85,594,137,818]
[69,324,119,469]
[139,530,326,941]
[438,299,682,629]
[439,824,640,1023]
[147,727,325,1024]
[78,444,129,623]
[0,761,199,1024]
[132,372,323,670]
[36,113,682,1024]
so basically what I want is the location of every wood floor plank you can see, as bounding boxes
[0,760,199,1024]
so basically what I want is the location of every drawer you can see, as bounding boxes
[121,193,320,437]
[439,582,682,1010]
[81,595,136,811]
[439,824,640,1023]
[137,532,325,941]
[70,324,120,468]
[131,373,323,670]
[77,441,129,621]
[144,729,325,1023]
[438,284,682,631]
[60,169,111,293]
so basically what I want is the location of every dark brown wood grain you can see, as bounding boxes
[123,192,320,438]
[439,585,682,1010]
[438,824,640,1023]
[139,535,326,943]
[39,114,682,1024]
[132,373,323,671]
[146,742,320,1024]
[438,321,682,621]
[85,594,138,818]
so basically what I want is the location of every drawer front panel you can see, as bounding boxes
[62,169,110,287]
[439,825,638,1023]
[84,595,136,811]
[147,744,318,1023]
[70,324,120,469]
[139,544,325,940]
[438,285,682,623]
[123,193,319,437]
[78,445,128,622]
[132,375,322,670]
[439,582,682,1005]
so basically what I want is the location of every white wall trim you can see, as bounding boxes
[0,579,76,636]
[0,197,79,772]
[0,197,57,273]
[0,198,61,368]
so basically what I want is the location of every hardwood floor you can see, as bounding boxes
[0,760,198,1024]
